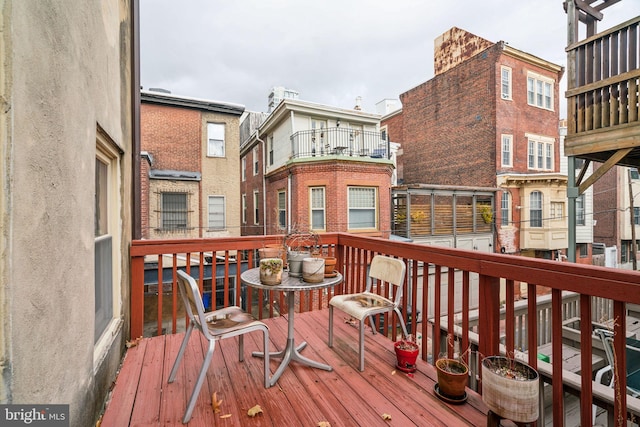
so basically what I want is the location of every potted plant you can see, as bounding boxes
[323,256,337,276]
[434,335,469,403]
[302,256,324,283]
[394,335,419,373]
[259,258,283,285]
[285,228,319,277]
[481,356,539,423]
[435,358,469,402]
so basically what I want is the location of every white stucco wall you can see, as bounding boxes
[1,2,132,425]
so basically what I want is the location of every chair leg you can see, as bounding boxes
[328,305,334,348]
[183,339,216,424]
[239,335,244,362]
[394,308,409,338]
[368,315,377,335]
[359,318,365,371]
[262,327,271,388]
[168,322,194,383]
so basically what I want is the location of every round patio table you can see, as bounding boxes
[241,268,343,387]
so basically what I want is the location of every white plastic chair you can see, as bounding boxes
[169,270,271,423]
[592,328,640,424]
[328,255,408,371]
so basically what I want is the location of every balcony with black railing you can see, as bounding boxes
[290,127,390,160]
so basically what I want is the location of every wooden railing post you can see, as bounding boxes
[130,254,145,339]
[478,274,501,358]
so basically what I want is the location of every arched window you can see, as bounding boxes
[530,191,543,227]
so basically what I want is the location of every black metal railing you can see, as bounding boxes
[290,127,389,159]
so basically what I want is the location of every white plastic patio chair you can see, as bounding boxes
[169,270,271,423]
[592,328,640,424]
[328,255,408,371]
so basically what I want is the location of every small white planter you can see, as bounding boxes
[302,257,324,283]
[288,250,310,277]
[259,258,283,285]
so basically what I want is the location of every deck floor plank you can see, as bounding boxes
[290,312,423,426]
[100,339,148,427]
[325,312,488,426]
[129,335,165,426]
[160,333,190,426]
[100,309,489,426]
[308,310,477,426]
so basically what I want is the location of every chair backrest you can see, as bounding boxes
[176,270,209,337]
[367,255,406,305]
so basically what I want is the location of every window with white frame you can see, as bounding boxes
[278,191,286,229]
[242,194,247,224]
[162,192,188,229]
[527,135,554,171]
[95,135,121,345]
[241,158,246,181]
[550,202,564,220]
[253,147,259,175]
[253,190,259,225]
[527,73,554,110]
[310,187,326,230]
[530,191,543,227]
[501,134,512,167]
[348,187,377,229]
[268,137,274,166]
[207,123,225,157]
[576,194,585,226]
[501,66,512,100]
[630,168,639,180]
[501,191,510,226]
[634,207,640,226]
[208,196,225,230]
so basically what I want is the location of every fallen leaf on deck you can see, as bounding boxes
[125,336,142,348]
[247,404,263,417]
[317,421,331,427]
[220,414,232,419]
[382,413,392,420]
[211,392,223,413]
[391,370,396,375]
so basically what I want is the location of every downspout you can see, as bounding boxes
[288,110,295,233]
[131,0,141,240]
[256,130,266,235]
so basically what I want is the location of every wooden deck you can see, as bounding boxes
[100,309,489,426]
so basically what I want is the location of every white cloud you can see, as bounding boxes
[141,0,636,117]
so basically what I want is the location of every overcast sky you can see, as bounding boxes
[140,0,636,117]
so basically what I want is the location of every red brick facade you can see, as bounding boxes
[263,161,392,237]
[593,164,619,248]
[141,103,201,172]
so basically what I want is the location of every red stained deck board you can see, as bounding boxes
[100,309,489,426]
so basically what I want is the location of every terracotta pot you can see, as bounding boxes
[394,341,419,373]
[323,256,337,274]
[435,358,468,399]
[481,356,539,423]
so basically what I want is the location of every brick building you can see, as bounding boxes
[140,90,245,239]
[383,28,567,259]
[240,99,394,239]
[593,165,640,268]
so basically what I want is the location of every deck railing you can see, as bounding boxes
[290,127,389,159]
[566,16,640,138]
[131,233,640,426]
